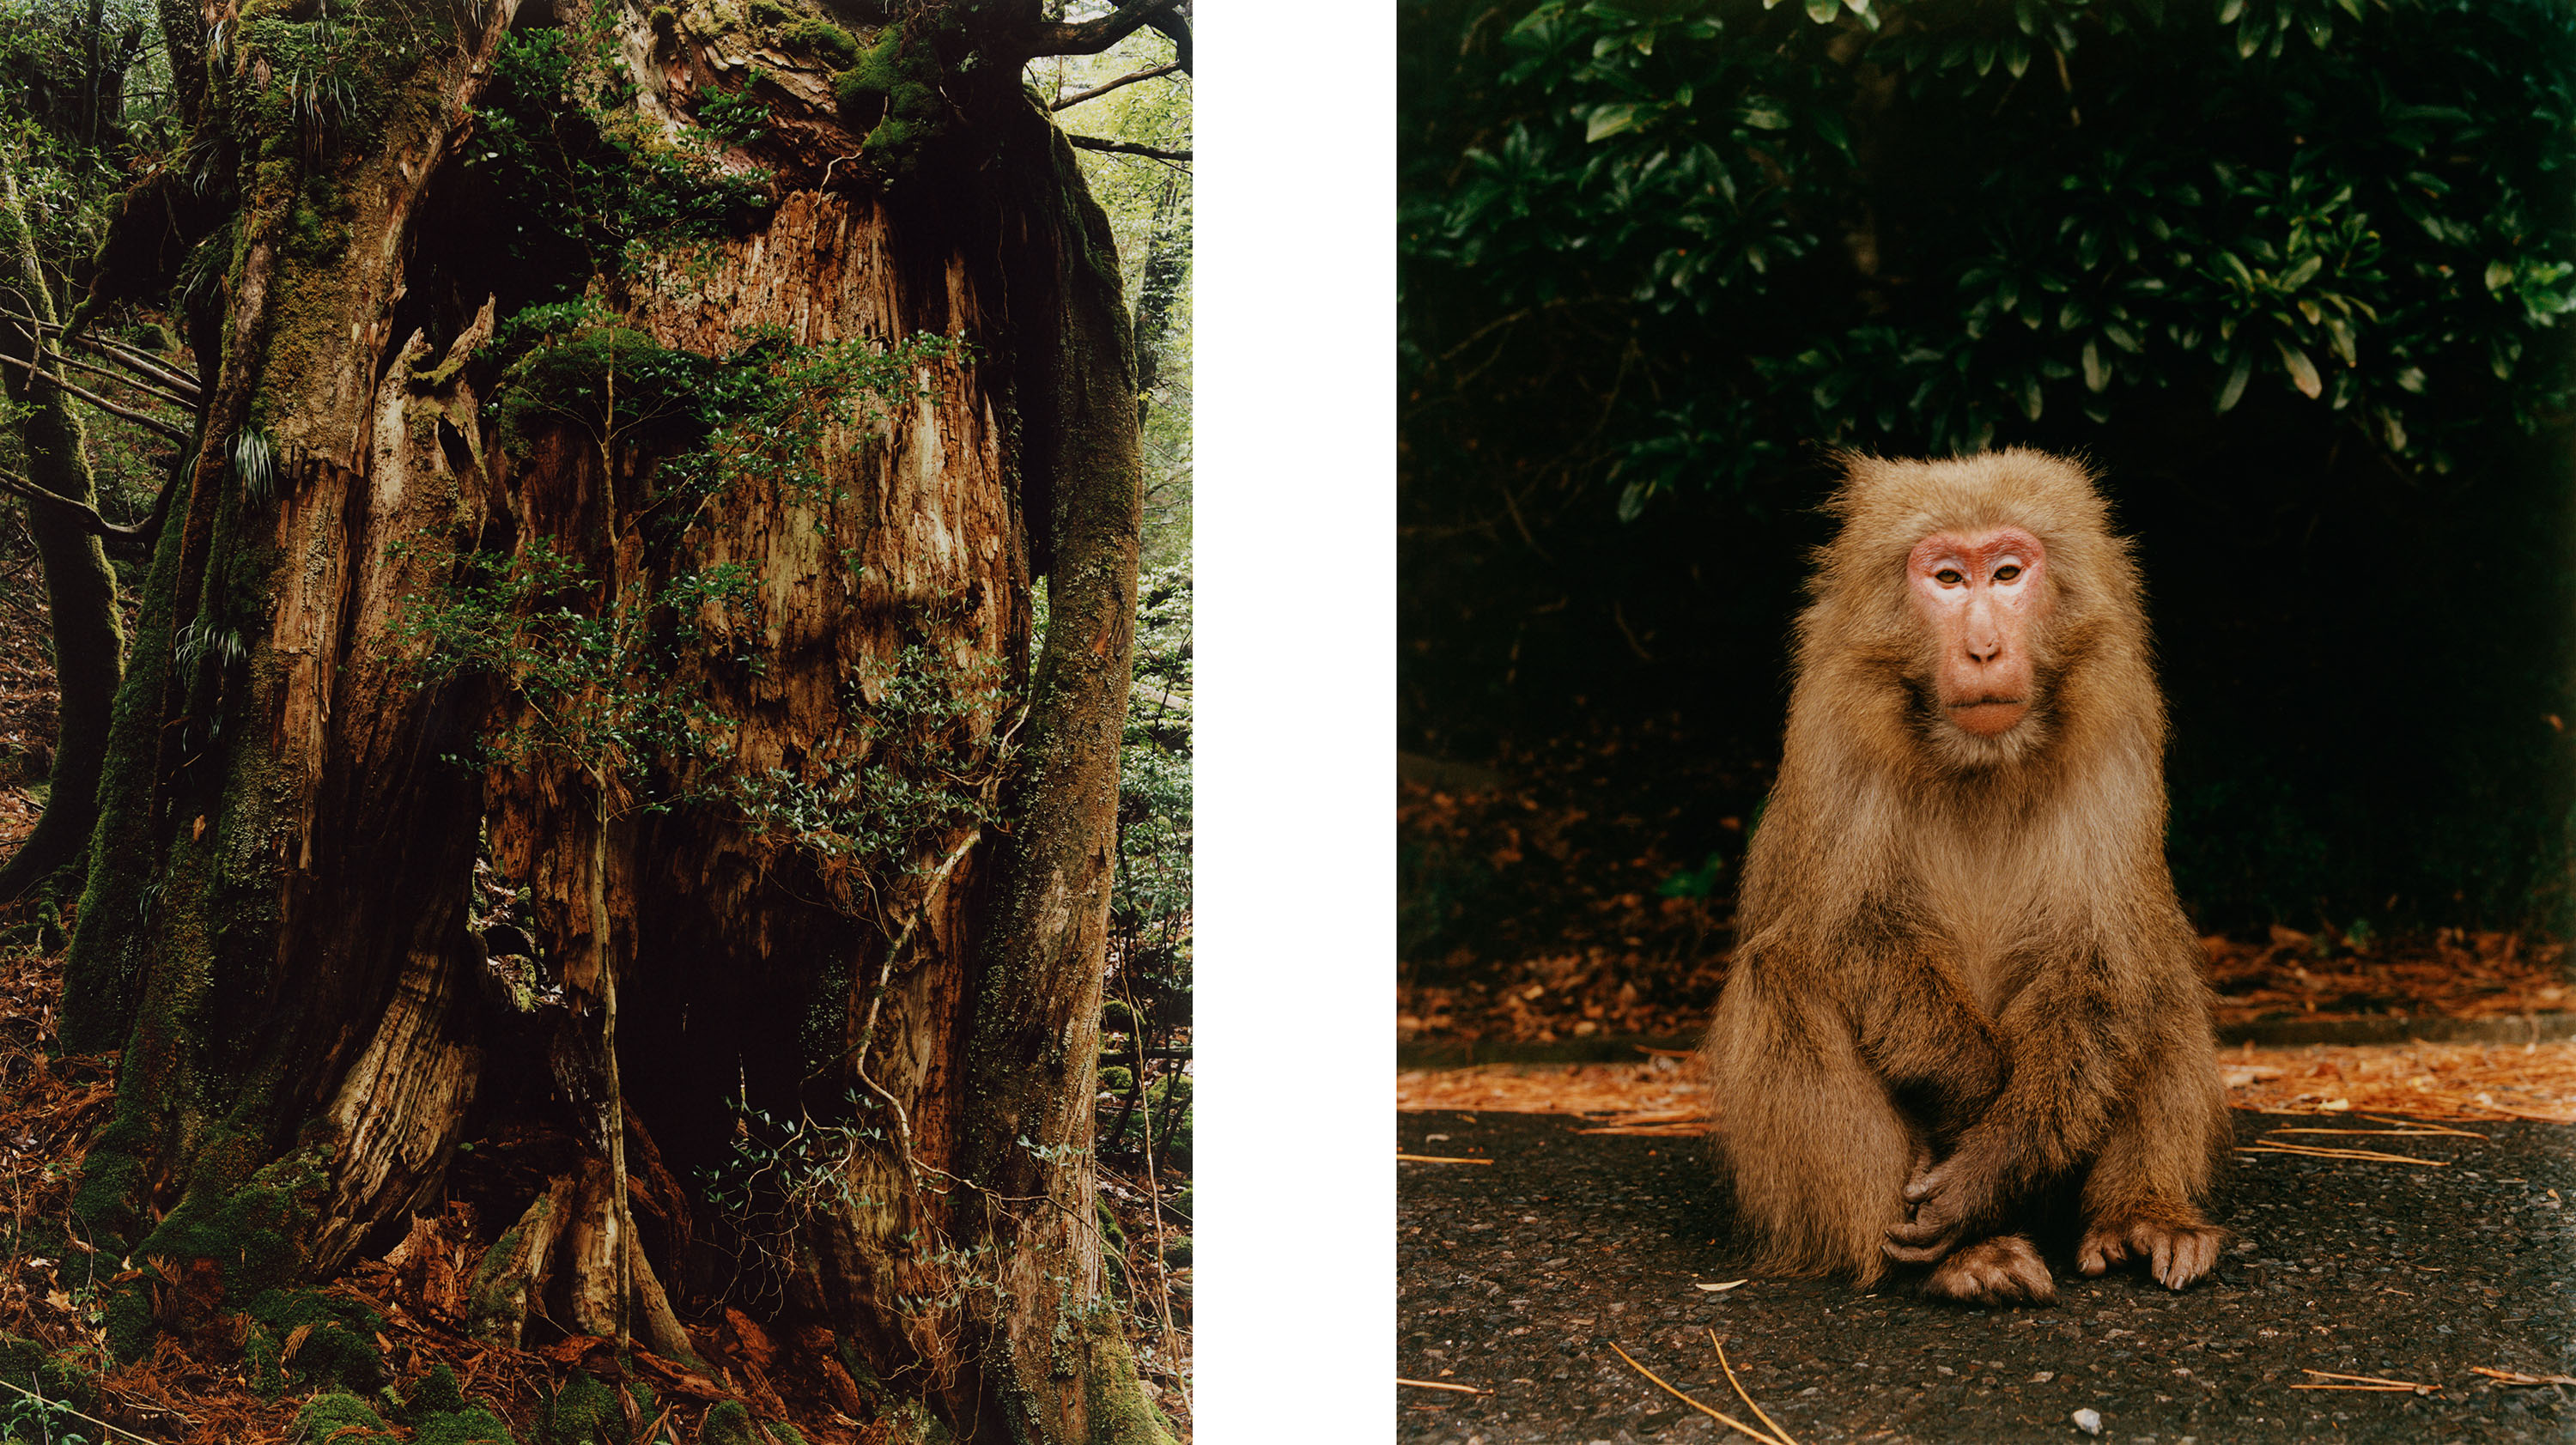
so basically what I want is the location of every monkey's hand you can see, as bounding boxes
[1882,1145,2008,1264]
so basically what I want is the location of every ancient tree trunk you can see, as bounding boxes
[0,163,125,901]
[58,0,1170,1440]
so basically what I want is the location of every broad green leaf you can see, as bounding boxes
[1806,0,1837,21]
[2323,316,2356,366]
[2215,349,2252,413]
[1588,105,1641,142]
[2281,254,2322,288]
[2217,0,2243,20]
[2276,339,2322,398]
[2019,375,2044,421]
[2486,261,2515,292]
[2396,367,2427,393]
[2082,338,2109,392]
[2381,411,2407,450]
[1741,105,1791,130]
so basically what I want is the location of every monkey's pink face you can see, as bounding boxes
[1906,527,2048,738]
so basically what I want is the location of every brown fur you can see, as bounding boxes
[1702,449,2231,1304]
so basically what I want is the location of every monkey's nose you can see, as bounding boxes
[1965,636,2002,663]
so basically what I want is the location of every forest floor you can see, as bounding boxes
[1397,1108,2576,1445]
[0,846,1193,1445]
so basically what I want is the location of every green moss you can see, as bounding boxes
[405,1362,468,1420]
[1080,1317,1176,1445]
[1161,1232,1191,1269]
[696,1401,758,1445]
[292,1391,392,1444]
[537,1370,628,1445]
[239,1288,386,1393]
[836,21,951,179]
[1095,1199,1124,1254]
[134,1143,328,1301]
[416,1403,521,1445]
[747,0,789,20]
[101,1280,154,1364]
[780,17,857,67]
[0,1333,99,1418]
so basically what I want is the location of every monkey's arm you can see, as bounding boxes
[1844,938,2009,1149]
[1884,938,2163,1260]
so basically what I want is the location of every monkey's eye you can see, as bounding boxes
[1934,568,1965,586]
[1992,564,2023,582]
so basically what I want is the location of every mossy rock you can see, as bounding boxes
[292,1392,392,1444]
[536,1370,653,1445]
[417,1404,522,1445]
[240,1287,386,1393]
[1162,1232,1192,1269]
[404,1362,469,1422]
[746,0,788,23]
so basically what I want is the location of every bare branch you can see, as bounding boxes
[44,346,199,411]
[1050,61,1180,112]
[0,465,161,561]
[1,309,203,399]
[0,347,193,441]
[1030,0,1186,62]
[1066,136,1191,163]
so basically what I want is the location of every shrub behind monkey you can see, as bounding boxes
[1702,448,2229,1306]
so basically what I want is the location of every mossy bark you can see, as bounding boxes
[0,161,125,902]
[59,1,1160,1440]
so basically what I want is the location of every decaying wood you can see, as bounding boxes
[465,1175,578,1349]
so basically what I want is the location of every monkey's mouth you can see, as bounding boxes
[1947,697,2030,738]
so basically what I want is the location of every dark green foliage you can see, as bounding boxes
[1402,0,2576,930]
[465,27,771,299]
[697,69,772,148]
[0,1333,99,1425]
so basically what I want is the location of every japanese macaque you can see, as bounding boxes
[1702,449,2230,1306]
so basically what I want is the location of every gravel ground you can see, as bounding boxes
[1397,1110,2576,1443]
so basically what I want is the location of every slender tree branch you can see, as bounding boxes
[1050,61,1180,111]
[1030,0,1186,61]
[0,464,161,561]
[0,348,193,441]
[1066,136,1191,162]
[42,345,199,411]
[0,309,202,398]
[86,334,203,398]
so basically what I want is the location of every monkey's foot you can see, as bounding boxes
[2077,1215,2228,1290]
[1920,1234,2056,1307]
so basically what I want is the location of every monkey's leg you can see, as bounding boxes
[1919,1233,2056,1306]
[1707,980,1916,1284]
[2075,1040,2231,1290]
